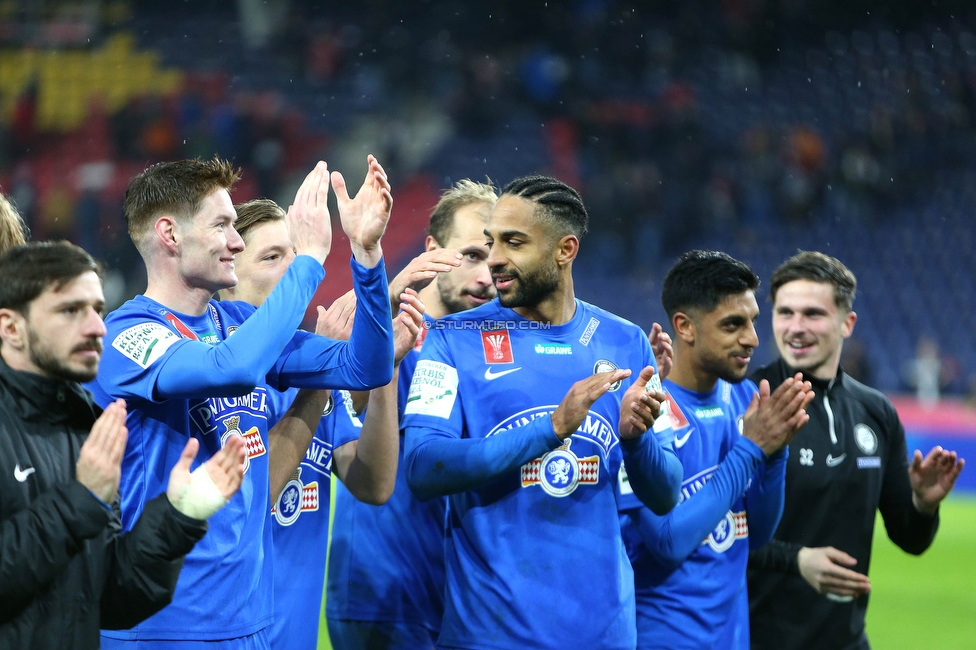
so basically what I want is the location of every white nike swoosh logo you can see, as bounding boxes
[14,464,35,482]
[826,453,846,467]
[484,367,521,381]
[673,429,693,448]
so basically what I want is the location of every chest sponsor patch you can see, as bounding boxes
[405,360,459,419]
[482,330,514,364]
[112,322,180,369]
[521,440,599,497]
[272,468,319,526]
[534,343,573,355]
[857,456,881,469]
[579,317,600,346]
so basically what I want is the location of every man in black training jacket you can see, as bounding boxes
[0,241,246,649]
[747,251,964,650]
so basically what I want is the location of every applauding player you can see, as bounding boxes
[89,156,396,648]
[618,251,813,649]
[403,175,682,650]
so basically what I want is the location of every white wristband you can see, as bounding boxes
[173,466,229,520]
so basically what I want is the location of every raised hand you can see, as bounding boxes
[287,161,333,265]
[741,374,815,456]
[166,435,246,520]
[551,369,631,440]
[76,399,128,504]
[909,446,965,515]
[649,323,674,381]
[392,288,426,364]
[314,289,357,341]
[388,249,462,312]
[798,546,872,599]
[619,366,666,440]
[331,155,393,268]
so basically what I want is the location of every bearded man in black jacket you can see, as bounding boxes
[747,251,964,650]
[0,241,246,649]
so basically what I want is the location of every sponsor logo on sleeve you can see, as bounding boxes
[482,330,514,364]
[112,322,180,369]
[404,360,459,419]
[339,390,363,427]
[618,464,633,496]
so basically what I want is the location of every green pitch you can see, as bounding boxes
[317,492,976,649]
[865,495,976,649]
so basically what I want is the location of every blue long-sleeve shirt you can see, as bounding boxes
[401,299,679,650]
[89,255,393,642]
[618,378,787,650]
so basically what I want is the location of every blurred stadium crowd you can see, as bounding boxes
[0,0,974,395]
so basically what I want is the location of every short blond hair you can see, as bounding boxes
[234,198,286,245]
[0,193,28,254]
[427,179,497,245]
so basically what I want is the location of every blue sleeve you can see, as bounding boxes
[629,437,767,569]
[99,256,324,403]
[744,447,788,548]
[401,327,562,501]
[620,434,683,516]
[270,256,394,391]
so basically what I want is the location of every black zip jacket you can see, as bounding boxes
[0,357,209,649]
[747,358,939,650]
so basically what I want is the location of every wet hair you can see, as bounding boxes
[123,157,240,252]
[428,179,498,246]
[0,241,101,315]
[769,250,857,312]
[233,198,286,245]
[662,250,759,320]
[500,175,588,241]
[0,192,28,254]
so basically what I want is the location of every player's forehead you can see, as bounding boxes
[774,279,837,312]
[706,290,759,322]
[194,188,237,223]
[445,203,492,249]
[245,219,292,251]
[485,195,540,238]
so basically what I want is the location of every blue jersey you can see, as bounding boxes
[270,389,363,650]
[89,257,394,642]
[327,315,446,635]
[402,299,679,650]
[618,378,787,650]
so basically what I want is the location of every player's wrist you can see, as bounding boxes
[911,491,939,516]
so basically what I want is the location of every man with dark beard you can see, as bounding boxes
[0,241,244,648]
[402,175,683,650]
[617,250,813,650]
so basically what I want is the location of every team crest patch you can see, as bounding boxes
[593,359,622,391]
[704,511,748,553]
[272,468,319,526]
[521,439,599,497]
[112,322,180,369]
[220,416,266,474]
[854,424,878,454]
[322,392,335,416]
[482,330,514,364]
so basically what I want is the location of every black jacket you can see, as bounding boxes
[747,358,939,650]
[0,357,208,649]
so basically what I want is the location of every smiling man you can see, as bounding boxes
[617,250,813,650]
[402,174,682,650]
[747,251,964,650]
[0,241,243,649]
[89,156,396,649]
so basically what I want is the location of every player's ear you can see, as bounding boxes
[154,216,181,254]
[672,311,695,345]
[841,310,857,338]
[554,234,578,266]
[425,235,440,253]
[0,307,27,350]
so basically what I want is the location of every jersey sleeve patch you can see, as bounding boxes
[404,360,459,419]
[111,322,180,369]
